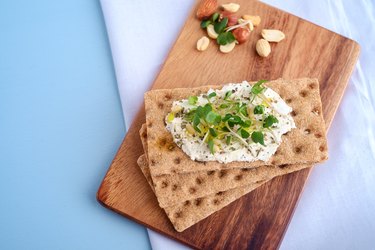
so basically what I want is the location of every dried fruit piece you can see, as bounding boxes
[242,15,261,26]
[232,28,250,44]
[196,0,218,20]
[256,39,271,57]
[238,18,254,31]
[197,36,210,51]
[220,11,238,26]
[261,29,285,42]
[221,3,240,13]
[207,24,219,39]
[219,41,236,53]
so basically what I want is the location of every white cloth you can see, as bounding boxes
[100,0,375,249]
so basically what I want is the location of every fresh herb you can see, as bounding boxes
[211,12,219,22]
[224,91,232,100]
[226,135,232,145]
[214,17,228,34]
[251,131,265,146]
[188,96,198,105]
[251,80,267,95]
[208,139,215,154]
[208,92,217,99]
[200,20,212,29]
[254,105,265,114]
[239,129,250,139]
[263,115,278,128]
[217,32,235,45]
[209,128,218,137]
[206,111,221,125]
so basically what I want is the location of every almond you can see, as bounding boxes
[196,36,210,51]
[196,0,218,20]
[242,15,261,26]
[256,39,271,57]
[261,29,285,42]
[221,3,240,13]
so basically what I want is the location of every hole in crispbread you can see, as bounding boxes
[304,129,311,135]
[157,102,164,109]
[195,177,203,185]
[291,111,297,117]
[294,146,302,153]
[299,90,308,97]
[184,200,190,206]
[278,164,288,169]
[319,145,326,152]
[308,83,316,89]
[164,93,172,100]
[147,122,153,128]
[216,191,224,196]
[189,187,196,194]
[207,170,215,176]
[213,199,220,205]
[175,211,183,218]
[218,170,227,178]
[174,157,181,164]
[161,181,168,188]
[312,107,320,115]
[158,137,167,146]
[172,184,178,191]
[194,198,203,206]
[234,175,243,181]
[315,133,322,138]
[286,98,292,104]
[241,168,250,172]
[150,159,156,166]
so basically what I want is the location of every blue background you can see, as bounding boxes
[0,0,150,249]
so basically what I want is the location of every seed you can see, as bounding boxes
[261,29,285,42]
[219,41,236,53]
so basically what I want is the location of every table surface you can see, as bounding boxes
[0,0,150,249]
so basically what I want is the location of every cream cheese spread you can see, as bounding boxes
[165,81,295,163]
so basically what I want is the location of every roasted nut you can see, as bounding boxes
[196,0,218,20]
[242,15,261,26]
[232,28,250,44]
[221,3,240,13]
[196,36,210,51]
[261,29,285,42]
[207,24,219,39]
[220,10,238,26]
[220,41,236,53]
[256,39,271,57]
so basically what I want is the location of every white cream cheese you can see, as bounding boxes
[165,81,296,163]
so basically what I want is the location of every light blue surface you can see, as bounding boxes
[0,0,150,249]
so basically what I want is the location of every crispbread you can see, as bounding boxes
[144,78,328,177]
[136,153,267,232]
[140,124,311,208]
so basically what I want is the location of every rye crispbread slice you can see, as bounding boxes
[140,124,311,208]
[136,153,267,232]
[144,78,328,177]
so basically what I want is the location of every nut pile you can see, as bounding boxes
[195,0,285,57]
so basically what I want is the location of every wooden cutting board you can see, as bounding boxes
[97,1,359,249]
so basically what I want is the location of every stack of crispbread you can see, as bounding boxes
[137,78,328,232]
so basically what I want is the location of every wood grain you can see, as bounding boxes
[97,1,360,249]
